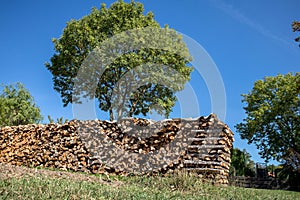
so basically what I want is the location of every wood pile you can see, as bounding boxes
[183,114,234,184]
[0,121,93,173]
[0,114,234,184]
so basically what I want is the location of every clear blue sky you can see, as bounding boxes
[0,0,299,164]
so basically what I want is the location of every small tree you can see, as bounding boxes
[236,73,300,170]
[230,148,255,177]
[0,83,43,127]
[47,115,68,124]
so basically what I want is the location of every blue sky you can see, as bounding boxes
[0,0,299,164]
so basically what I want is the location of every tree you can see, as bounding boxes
[230,148,255,177]
[47,115,68,124]
[0,82,43,127]
[236,73,300,170]
[292,21,300,47]
[45,0,192,121]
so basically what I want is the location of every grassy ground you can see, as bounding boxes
[0,172,299,200]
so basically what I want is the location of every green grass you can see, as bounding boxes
[0,172,299,200]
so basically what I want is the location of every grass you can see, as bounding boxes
[0,172,299,200]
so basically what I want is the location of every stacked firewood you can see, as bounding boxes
[183,115,234,184]
[0,114,233,184]
[0,121,92,173]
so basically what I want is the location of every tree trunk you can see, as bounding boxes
[109,108,114,121]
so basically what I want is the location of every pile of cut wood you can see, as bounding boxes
[0,114,233,184]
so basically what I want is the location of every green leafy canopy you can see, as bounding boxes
[45,0,193,121]
[236,73,300,169]
[230,148,255,177]
[0,82,43,127]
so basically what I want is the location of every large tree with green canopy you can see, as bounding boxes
[45,0,193,121]
[236,73,300,170]
[0,82,43,127]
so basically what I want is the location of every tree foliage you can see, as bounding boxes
[236,73,300,170]
[47,115,68,124]
[230,148,255,177]
[46,0,192,121]
[0,83,43,127]
[292,21,300,47]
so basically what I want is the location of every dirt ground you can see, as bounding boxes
[0,163,121,187]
